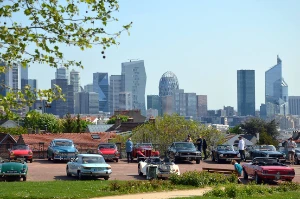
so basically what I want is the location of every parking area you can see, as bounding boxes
[26,158,300,183]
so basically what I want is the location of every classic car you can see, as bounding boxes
[249,145,286,162]
[47,139,78,162]
[0,158,28,181]
[98,143,120,162]
[242,157,295,184]
[66,154,112,180]
[9,144,33,163]
[279,147,300,165]
[132,143,160,162]
[138,156,180,179]
[211,145,240,163]
[167,142,201,164]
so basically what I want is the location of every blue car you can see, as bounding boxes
[47,139,78,162]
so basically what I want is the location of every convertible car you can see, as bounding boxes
[9,144,33,163]
[243,157,295,184]
[98,143,120,162]
[66,154,112,180]
[249,145,286,162]
[211,145,240,163]
[0,158,28,181]
[132,143,160,162]
[167,142,201,164]
[47,139,78,162]
[138,157,180,179]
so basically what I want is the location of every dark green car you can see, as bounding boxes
[0,158,28,181]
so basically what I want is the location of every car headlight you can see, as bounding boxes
[237,154,240,157]
[106,166,111,169]
[219,154,223,157]
[54,150,60,154]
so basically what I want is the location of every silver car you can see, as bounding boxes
[66,154,112,180]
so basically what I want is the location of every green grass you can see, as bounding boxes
[175,191,300,199]
[0,180,191,199]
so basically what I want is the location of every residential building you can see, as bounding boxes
[265,55,289,117]
[84,83,93,92]
[109,75,122,114]
[121,60,147,115]
[197,95,208,117]
[74,92,99,114]
[70,69,81,92]
[237,70,255,116]
[93,72,109,112]
[119,92,132,110]
[289,96,300,116]
[147,95,161,116]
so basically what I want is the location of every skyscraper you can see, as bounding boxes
[289,96,300,116]
[265,55,289,117]
[119,92,132,110]
[12,64,21,91]
[70,69,81,92]
[0,62,12,96]
[55,67,69,83]
[159,71,179,97]
[121,60,147,115]
[84,83,93,92]
[21,64,28,90]
[197,95,208,117]
[93,72,109,112]
[109,75,122,114]
[237,70,255,116]
[27,79,37,92]
[147,95,161,115]
[74,92,99,114]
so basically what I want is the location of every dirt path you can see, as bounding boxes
[91,187,212,199]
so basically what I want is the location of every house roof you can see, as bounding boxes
[86,124,114,133]
[106,122,144,133]
[0,120,8,126]
[0,133,18,144]
[18,132,117,150]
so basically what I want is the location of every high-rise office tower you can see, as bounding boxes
[147,95,161,116]
[265,55,289,117]
[172,89,185,116]
[70,69,81,92]
[0,62,12,96]
[119,92,132,110]
[28,79,37,92]
[93,72,109,112]
[12,64,21,91]
[109,75,122,114]
[55,67,69,83]
[74,92,99,114]
[159,71,179,97]
[237,70,255,116]
[121,60,147,115]
[197,95,208,117]
[289,96,300,116]
[185,93,197,118]
[84,83,93,92]
[20,64,28,90]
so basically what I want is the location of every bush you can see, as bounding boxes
[169,171,237,187]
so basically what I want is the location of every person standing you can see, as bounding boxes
[184,134,193,142]
[202,137,207,160]
[238,136,246,162]
[196,135,203,152]
[287,137,297,165]
[125,137,133,163]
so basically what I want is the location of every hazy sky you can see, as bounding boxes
[28,0,300,110]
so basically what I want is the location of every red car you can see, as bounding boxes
[9,144,33,163]
[132,143,160,162]
[242,157,295,184]
[98,143,120,162]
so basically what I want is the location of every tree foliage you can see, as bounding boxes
[0,0,131,118]
[107,114,129,124]
[0,126,27,135]
[131,114,225,154]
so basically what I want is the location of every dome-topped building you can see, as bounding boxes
[159,71,179,97]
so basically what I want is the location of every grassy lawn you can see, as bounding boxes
[0,180,192,199]
[175,191,300,199]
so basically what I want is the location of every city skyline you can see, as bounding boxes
[26,0,300,110]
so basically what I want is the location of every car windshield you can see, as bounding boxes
[256,145,276,151]
[12,145,29,150]
[217,145,234,151]
[98,144,116,149]
[54,141,73,147]
[136,143,152,148]
[253,158,281,166]
[82,156,105,164]
[174,143,195,149]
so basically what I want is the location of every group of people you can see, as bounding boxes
[184,134,208,160]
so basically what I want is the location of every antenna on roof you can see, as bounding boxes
[128,59,139,62]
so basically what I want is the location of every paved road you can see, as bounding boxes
[27,158,300,182]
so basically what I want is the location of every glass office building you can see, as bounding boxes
[237,70,255,116]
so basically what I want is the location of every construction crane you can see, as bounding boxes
[128,59,139,62]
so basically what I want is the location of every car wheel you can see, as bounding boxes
[30,159,33,163]
[23,176,27,181]
[138,165,143,176]
[255,173,262,184]
[243,168,248,180]
[211,153,215,161]
[294,155,298,165]
[215,156,221,163]
[66,167,71,177]
[104,177,109,180]
[78,171,83,180]
[196,159,200,164]
[115,159,119,163]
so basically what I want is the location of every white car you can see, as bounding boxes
[138,157,180,179]
[66,154,112,180]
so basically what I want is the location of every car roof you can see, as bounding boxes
[77,154,103,158]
